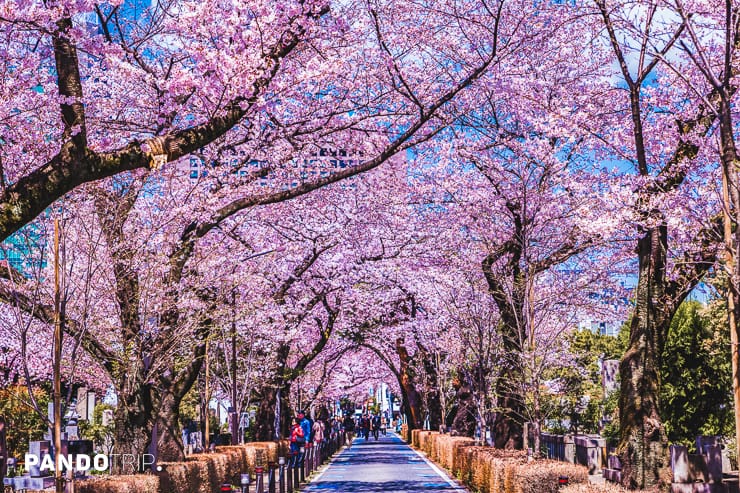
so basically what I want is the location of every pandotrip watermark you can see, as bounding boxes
[24,453,158,474]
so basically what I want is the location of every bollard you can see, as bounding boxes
[279,457,287,493]
[293,450,301,487]
[268,462,276,493]
[286,456,294,493]
[306,443,313,476]
[240,473,251,493]
[255,466,264,493]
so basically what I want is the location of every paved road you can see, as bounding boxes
[303,433,468,492]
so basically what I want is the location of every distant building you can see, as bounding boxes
[0,225,46,275]
[601,359,620,393]
[186,147,366,186]
[578,319,621,337]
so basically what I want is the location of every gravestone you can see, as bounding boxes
[102,409,114,427]
[564,435,575,463]
[601,360,620,394]
[0,415,7,482]
[669,442,727,493]
[574,435,605,474]
[671,445,693,483]
[602,446,622,483]
[28,441,51,478]
[696,436,732,473]
[703,446,723,483]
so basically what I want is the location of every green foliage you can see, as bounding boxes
[179,385,201,423]
[78,403,115,454]
[366,397,380,415]
[600,390,620,442]
[0,384,50,460]
[545,327,626,435]
[660,300,733,447]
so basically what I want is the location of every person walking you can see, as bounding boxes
[342,414,355,448]
[313,419,325,444]
[372,414,381,441]
[360,414,370,440]
[312,418,325,458]
[298,410,312,444]
[296,410,311,470]
[289,417,305,468]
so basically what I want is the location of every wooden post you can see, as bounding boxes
[53,219,64,493]
[204,339,210,450]
[231,290,238,445]
[721,167,740,465]
[0,415,7,482]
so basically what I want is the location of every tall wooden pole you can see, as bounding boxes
[204,339,210,450]
[53,219,63,493]
[231,289,238,444]
[721,158,740,465]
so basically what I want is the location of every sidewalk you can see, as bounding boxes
[302,433,468,492]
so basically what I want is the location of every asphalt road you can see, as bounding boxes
[302,432,468,492]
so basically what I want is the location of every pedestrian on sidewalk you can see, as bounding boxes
[342,413,355,448]
[290,417,305,467]
[298,410,312,444]
[313,419,325,444]
[372,414,381,440]
[358,414,367,440]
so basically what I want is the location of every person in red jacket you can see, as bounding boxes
[289,417,305,465]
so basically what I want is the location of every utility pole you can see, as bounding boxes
[204,339,210,451]
[721,160,740,464]
[52,219,63,493]
[232,289,238,444]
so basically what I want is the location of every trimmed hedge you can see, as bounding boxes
[75,474,159,493]
[400,423,411,443]
[561,483,635,493]
[412,428,421,448]
[76,441,288,493]
[409,431,590,493]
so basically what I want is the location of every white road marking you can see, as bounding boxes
[409,446,469,492]
[304,442,351,485]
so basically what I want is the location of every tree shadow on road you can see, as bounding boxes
[305,480,458,492]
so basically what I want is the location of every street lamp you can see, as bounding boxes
[228,246,283,445]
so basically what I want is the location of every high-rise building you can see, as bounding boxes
[578,319,621,337]
[186,147,365,187]
[0,225,46,275]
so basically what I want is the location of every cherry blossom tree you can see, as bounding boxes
[0,0,503,242]
[659,0,740,466]
[0,0,509,461]
[587,0,725,486]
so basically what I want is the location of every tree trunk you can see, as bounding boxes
[254,385,278,442]
[253,382,292,441]
[482,243,526,450]
[492,392,523,449]
[112,397,154,472]
[618,226,671,490]
[420,350,443,430]
[403,384,423,429]
[532,389,542,457]
[451,378,476,437]
[396,338,424,429]
[156,390,185,462]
